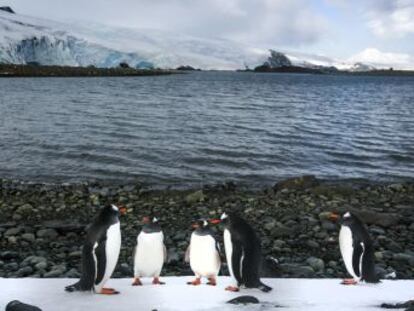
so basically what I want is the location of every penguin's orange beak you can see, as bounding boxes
[142,216,150,224]
[329,212,340,222]
[191,222,199,229]
[209,219,221,225]
[119,206,127,215]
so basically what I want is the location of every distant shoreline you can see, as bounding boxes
[0,64,181,77]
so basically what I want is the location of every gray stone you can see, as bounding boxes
[21,233,36,242]
[35,261,48,270]
[36,228,58,239]
[306,240,320,249]
[306,257,325,271]
[227,295,260,304]
[4,227,21,237]
[185,190,205,204]
[16,266,33,277]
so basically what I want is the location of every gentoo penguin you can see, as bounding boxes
[185,219,221,286]
[215,212,272,292]
[330,211,380,285]
[132,216,167,286]
[65,204,126,295]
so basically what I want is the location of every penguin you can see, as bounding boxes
[65,204,126,295]
[331,211,380,285]
[132,216,167,286]
[185,219,221,286]
[215,212,272,292]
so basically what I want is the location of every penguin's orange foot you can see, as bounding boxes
[99,288,120,295]
[187,278,201,286]
[152,277,165,285]
[207,277,216,286]
[132,278,143,286]
[341,279,358,285]
[225,286,240,292]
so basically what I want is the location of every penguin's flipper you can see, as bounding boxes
[231,242,243,285]
[184,245,190,263]
[163,244,168,262]
[352,240,363,278]
[361,244,380,283]
[94,240,107,286]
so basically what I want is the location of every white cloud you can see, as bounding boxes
[348,48,414,69]
[364,0,414,37]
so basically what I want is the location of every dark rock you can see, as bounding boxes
[0,251,19,260]
[0,6,15,14]
[354,210,400,228]
[36,228,58,239]
[16,266,33,277]
[381,300,414,309]
[227,295,260,305]
[6,300,42,311]
[274,175,319,192]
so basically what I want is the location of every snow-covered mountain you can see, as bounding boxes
[0,8,382,71]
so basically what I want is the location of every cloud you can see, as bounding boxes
[348,48,414,69]
[363,0,414,37]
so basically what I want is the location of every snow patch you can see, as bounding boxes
[0,277,413,311]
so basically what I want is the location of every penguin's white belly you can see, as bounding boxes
[339,226,360,280]
[189,234,220,277]
[223,229,234,279]
[134,231,165,277]
[95,222,121,291]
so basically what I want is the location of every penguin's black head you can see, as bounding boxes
[142,216,159,224]
[219,212,230,225]
[192,219,209,229]
[104,204,126,217]
[141,216,162,233]
[340,211,357,227]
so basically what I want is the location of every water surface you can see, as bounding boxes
[0,72,413,187]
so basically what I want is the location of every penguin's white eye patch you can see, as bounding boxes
[343,212,351,218]
[111,204,119,211]
[203,220,208,227]
[153,217,158,222]
[220,212,228,220]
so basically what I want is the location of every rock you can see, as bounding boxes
[36,228,58,239]
[306,257,325,271]
[16,203,34,214]
[5,300,42,311]
[34,262,48,270]
[227,295,260,305]
[0,6,15,14]
[185,190,205,204]
[306,240,320,249]
[394,253,414,264]
[68,251,82,258]
[274,175,319,192]
[0,251,19,260]
[4,227,22,237]
[21,233,36,243]
[16,266,33,277]
[355,210,400,228]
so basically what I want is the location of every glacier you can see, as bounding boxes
[0,9,396,71]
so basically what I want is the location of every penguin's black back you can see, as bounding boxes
[65,205,120,292]
[343,213,379,283]
[227,214,266,289]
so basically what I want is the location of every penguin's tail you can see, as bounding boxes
[258,282,272,293]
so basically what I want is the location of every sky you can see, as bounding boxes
[4,0,414,66]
